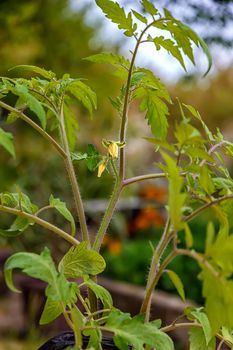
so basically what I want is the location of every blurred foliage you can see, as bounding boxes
[121,0,233,47]
[170,67,233,140]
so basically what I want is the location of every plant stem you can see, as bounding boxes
[140,219,172,320]
[0,205,79,245]
[175,248,222,281]
[92,178,123,252]
[59,103,89,244]
[184,194,233,223]
[93,21,160,252]
[123,172,167,186]
[161,322,200,333]
[0,100,66,158]
[161,322,231,349]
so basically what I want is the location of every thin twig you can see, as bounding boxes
[0,205,79,246]
[0,100,66,158]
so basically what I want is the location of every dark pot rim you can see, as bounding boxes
[38,331,118,350]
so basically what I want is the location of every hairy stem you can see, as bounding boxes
[184,194,233,223]
[0,100,66,158]
[0,205,79,245]
[93,179,122,252]
[140,219,172,320]
[59,103,89,244]
[93,21,162,252]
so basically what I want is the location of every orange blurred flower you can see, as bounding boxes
[132,207,165,231]
[139,186,167,203]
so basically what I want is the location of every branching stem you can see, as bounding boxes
[0,205,79,245]
[0,100,66,158]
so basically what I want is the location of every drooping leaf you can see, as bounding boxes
[152,16,212,76]
[189,327,215,350]
[153,36,186,71]
[9,65,56,80]
[39,298,63,325]
[0,127,15,158]
[12,83,46,129]
[105,311,174,350]
[66,81,97,117]
[165,270,185,301]
[59,241,106,277]
[49,195,76,236]
[4,247,57,292]
[0,217,33,238]
[95,0,136,37]
[191,309,212,345]
[84,276,113,309]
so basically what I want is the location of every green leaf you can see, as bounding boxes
[141,0,158,16]
[83,328,102,350]
[178,23,212,76]
[0,192,38,213]
[153,18,212,76]
[9,65,56,80]
[182,104,214,141]
[85,52,130,68]
[0,217,32,238]
[189,327,215,350]
[63,103,79,151]
[199,166,215,195]
[4,247,57,292]
[162,152,186,230]
[66,81,97,117]
[132,9,147,24]
[139,90,169,140]
[183,222,193,248]
[191,310,212,345]
[0,127,15,158]
[95,0,136,37]
[105,311,174,350]
[49,195,76,236]
[12,83,46,129]
[84,277,113,309]
[205,222,215,254]
[221,327,233,346]
[165,270,185,301]
[59,241,106,277]
[153,36,186,71]
[39,298,63,325]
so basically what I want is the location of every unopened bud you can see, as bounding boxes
[97,163,106,177]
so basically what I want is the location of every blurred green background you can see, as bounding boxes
[1,0,233,347]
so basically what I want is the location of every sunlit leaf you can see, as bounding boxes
[0,128,15,158]
[59,241,106,277]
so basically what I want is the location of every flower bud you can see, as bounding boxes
[97,163,106,177]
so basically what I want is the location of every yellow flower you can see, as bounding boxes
[108,142,118,158]
[97,162,106,177]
